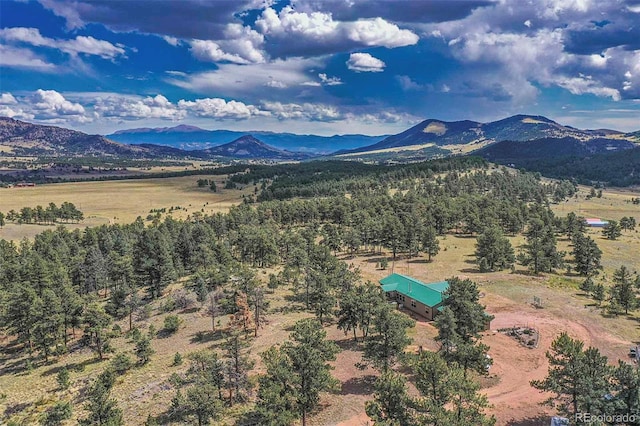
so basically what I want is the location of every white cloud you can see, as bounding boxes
[558,75,621,101]
[395,75,423,91]
[0,93,34,120]
[0,93,18,104]
[168,57,320,97]
[31,89,86,116]
[178,97,266,119]
[0,27,125,59]
[189,24,265,64]
[162,35,180,46]
[319,73,342,86]
[94,94,186,120]
[265,79,288,88]
[260,101,343,121]
[255,6,418,56]
[346,17,419,48]
[0,44,56,70]
[346,52,385,72]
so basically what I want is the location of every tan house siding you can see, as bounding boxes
[386,290,443,321]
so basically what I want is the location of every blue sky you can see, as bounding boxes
[0,0,639,135]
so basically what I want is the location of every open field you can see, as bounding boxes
[1,184,638,426]
[0,175,253,240]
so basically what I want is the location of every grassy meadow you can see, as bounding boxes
[0,175,253,241]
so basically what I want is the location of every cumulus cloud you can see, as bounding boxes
[0,27,125,59]
[255,6,418,57]
[347,53,386,72]
[31,89,86,116]
[426,0,640,101]
[94,94,186,120]
[189,24,265,64]
[178,97,266,119]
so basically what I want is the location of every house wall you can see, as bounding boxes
[385,291,439,321]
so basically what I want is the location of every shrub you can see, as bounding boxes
[56,367,70,390]
[164,315,182,334]
[110,353,133,375]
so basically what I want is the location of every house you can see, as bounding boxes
[379,273,449,321]
[585,218,608,227]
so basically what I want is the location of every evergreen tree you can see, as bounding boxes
[133,228,176,299]
[572,233,602,277]
[32,289,63,362]
[135,335,154,365]
[364,304,414,372]
[184,384,222,426]
[223,329,254,405]
[40,401,72,426]
[57,366,70,390]
[80,370,123,426]
[602,220,622,240]
[421,226,440,262]
[365,371,415,426]
[257,318,339,426]
[611,266,637,314]
[531,333,612,418]
[474,226,515,272]
[519,218,564,274]
[82,303,112,360]
[255,347,298,426]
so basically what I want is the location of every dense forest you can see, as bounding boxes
[2,157,638,425]
[488,146,640,187]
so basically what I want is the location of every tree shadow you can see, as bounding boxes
[189,329,224,344]
[460,268,482,274]
[333,336,361,351]
[40,356,103,377]
[407,259,429,264]
[4,402,32,418]
[505,414,551,425]
[340,375,376,396]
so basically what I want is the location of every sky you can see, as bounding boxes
[0,0,639,136]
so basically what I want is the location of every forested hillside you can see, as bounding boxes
[3,157,638,425]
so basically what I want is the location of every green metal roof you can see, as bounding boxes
[379,273,449,308]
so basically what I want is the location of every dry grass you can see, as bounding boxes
[0,175,253,241]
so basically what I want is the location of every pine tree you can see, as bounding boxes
[223,329,254,405]
[184,384,222,426]
[82,303,112,360]
[602,220,622,240]
[531,333,612,418]
[57,366,70,390]
[519,218,564,274]
[257,318,339,426]
[611,266,637,314]
[80,370,124,426]
[572,233,602,277]
[365,371,415,426]
[134,335,154,365]
[474,226,515,272]
[421,225,440,262]
[364,304,414,372]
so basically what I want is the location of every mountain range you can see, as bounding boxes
[107,126,386,154]
[1,115,638,163]
[336,115,639,160]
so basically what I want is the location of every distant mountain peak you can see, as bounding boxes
[200,134,309,160]
[112,124,206,134]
